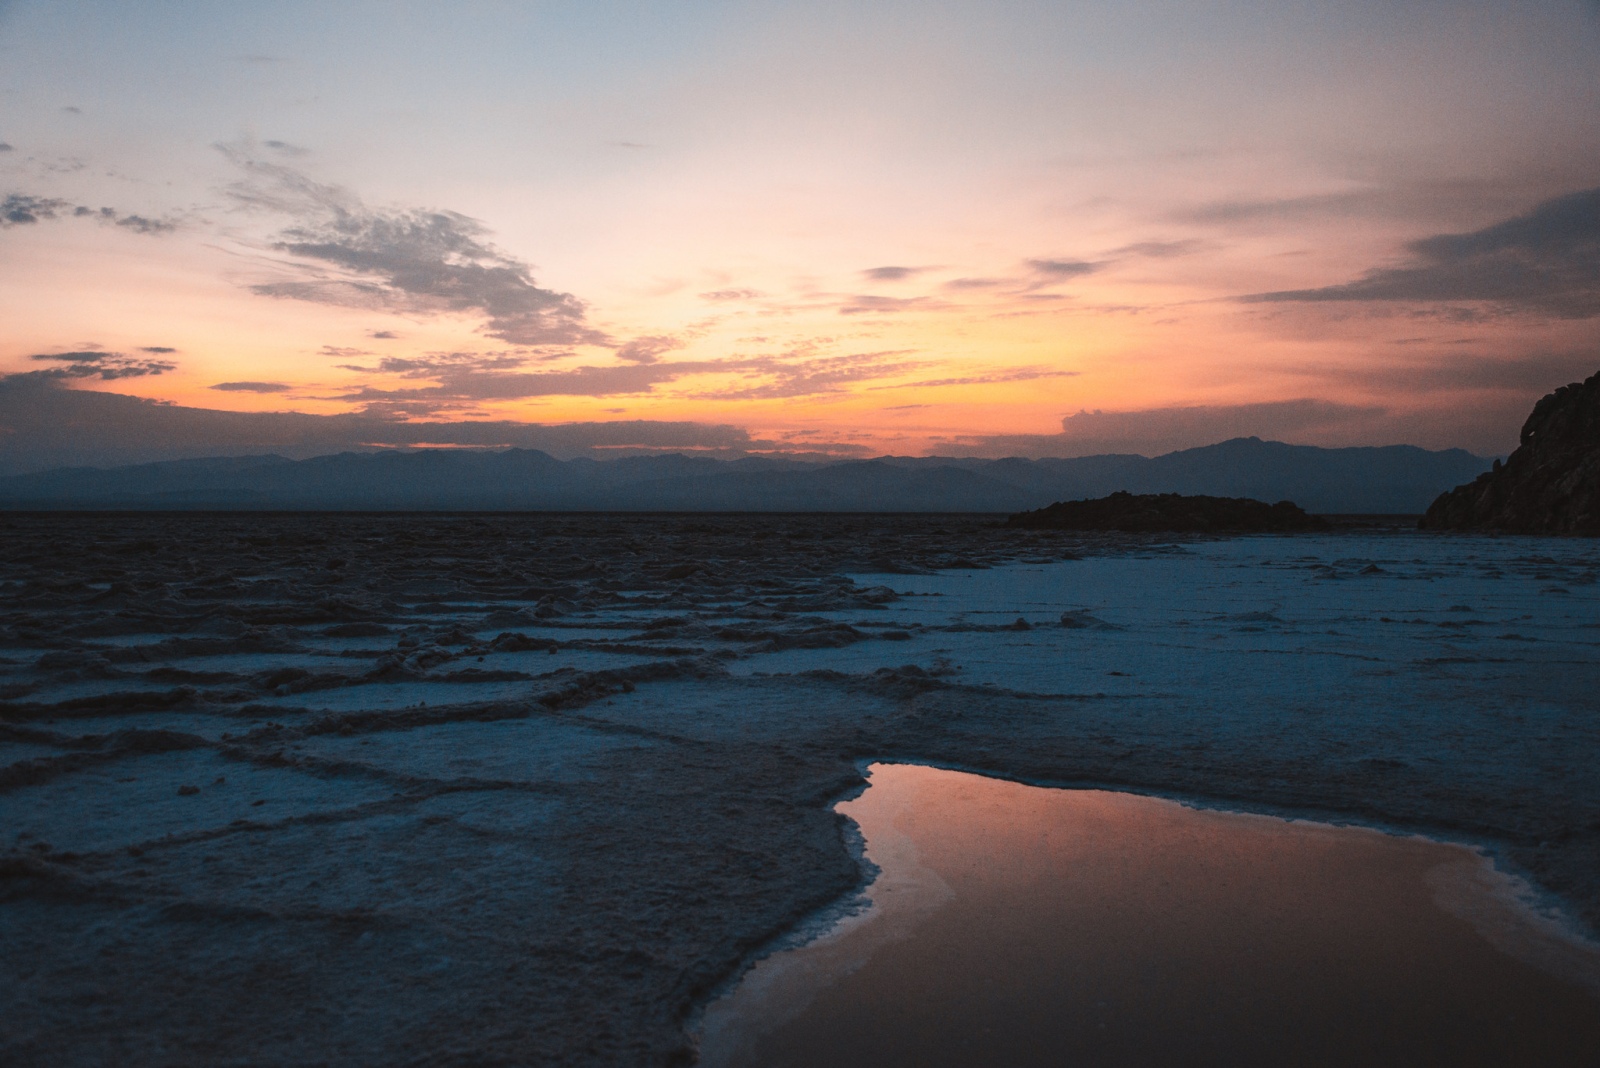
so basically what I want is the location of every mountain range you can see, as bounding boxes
[0,437,1490,513]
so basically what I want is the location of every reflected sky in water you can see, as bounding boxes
[701,764,1600,1068]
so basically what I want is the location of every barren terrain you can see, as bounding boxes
[1,513,1597,1065]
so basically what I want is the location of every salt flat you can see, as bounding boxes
[1,514,1596,1065]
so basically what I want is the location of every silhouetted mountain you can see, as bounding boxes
[1422,369,1600,533]
[0,437,1490,513]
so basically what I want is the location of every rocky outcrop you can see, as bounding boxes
[1421,370,1600,534]
[1007,491,1326,532]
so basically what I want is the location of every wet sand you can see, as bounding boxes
[702,764,1600,1067]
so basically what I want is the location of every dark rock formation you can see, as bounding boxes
[1006,491,1327,532]
[1421,370,1600,534]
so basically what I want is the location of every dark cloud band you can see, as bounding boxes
[24,350,175,380]
[1245,187,1600,319]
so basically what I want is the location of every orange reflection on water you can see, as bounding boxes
[700,764,1600,1068]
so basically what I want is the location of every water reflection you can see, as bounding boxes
[699,764,1600,1067]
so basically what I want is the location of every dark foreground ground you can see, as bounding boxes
[1,513,1596,1065]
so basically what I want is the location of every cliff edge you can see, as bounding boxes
[1421,370,1600,534]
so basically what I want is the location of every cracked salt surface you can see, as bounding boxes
[3,514,1599,1065]
[699,763,1600,1068]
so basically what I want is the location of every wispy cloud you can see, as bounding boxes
[615,335,683,364]
[211,381,292,393]
[1112,239,1208,259]
[79,206,176,234]
[1026,258,1100,279]
[1,194,70,227]
[0,193,177,232]
[940,399,1398,458]
[692,350,925,400]
[1300,349,1600,395]
[837,294,939,315]
[1175,190,1376,225]
[333,351,691,416]
[1243,186,1600,318]
[221,142,609,346]
[20,349,175,380]
[870,366,1078,391]
[861,265,931,281]
[0,378,784,473]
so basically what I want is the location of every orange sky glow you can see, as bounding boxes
[3,1,1598,461]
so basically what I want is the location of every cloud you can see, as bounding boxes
[334,340,943,412]
[139,346,177,354]
[1176,190,1375,225]
[334,352,691,416]
[934,399,1405,458]
[96,210,177,234]
[0,377,771,473]
[1,194,70,226]
[1053,400,1388,452]
[0,143,13,152]
[942,277,1005,290]
[1307,349,1600,396]
[1113,239,1207,259]
[943,384,1580,458]
[262,140,308,156]
[1026,258,1100,279]
[615,335,683,364]
[837,294,937,315]
[871,366,1079,391]
[0,194,176,233]
[861,266,929,281]
[1173,181,1530,230]
[211,381,292,393]
[319,345,372,357]
[368,330,399,339]
[21,350,175,380]
[1243,186,1600,318]
[693,350,924,400]
[371,351,528,376]
[699,288,763,302]
[221,143,609,346]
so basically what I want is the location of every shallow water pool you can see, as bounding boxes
[699,763,1600,1067]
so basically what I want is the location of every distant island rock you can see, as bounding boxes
[1421,369,1600,534]
[1007,491,1328,532]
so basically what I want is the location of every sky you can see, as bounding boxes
[2,0,1598,463]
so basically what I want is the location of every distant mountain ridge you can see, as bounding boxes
[0,437,1490,513]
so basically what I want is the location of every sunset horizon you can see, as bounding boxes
[4,1,1598,464]
[4,8,1600,1066]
